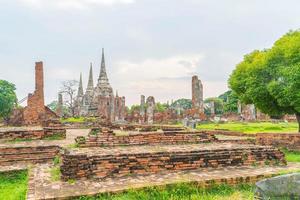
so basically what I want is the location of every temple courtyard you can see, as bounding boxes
[0,124,299,200]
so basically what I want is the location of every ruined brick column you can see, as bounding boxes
[192,75,204,113]
[146,96,155,124]
[23,62,46,125]
[139,95,146,124]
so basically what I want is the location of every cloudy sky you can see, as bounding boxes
[1,0,300,106]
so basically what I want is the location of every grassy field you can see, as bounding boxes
[197,122,298,134]
[77,184,254,200]
[60,117,97,123]
[0,170,28,200]
[283,149,300,162]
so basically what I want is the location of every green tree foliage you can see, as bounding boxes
[128,104,140,114]
[0,80,17,120]
[47,101,58,111]
[155,102,169,112]
[218,90,239,113]
[47,101,69,116]
[170,99,192,110]
[229,30,300,131]
[204,97,224,115]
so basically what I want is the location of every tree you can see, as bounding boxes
[229,30,300,131]
[218,90,239,113]
[155,102,169,112]
[128,104,140,114]
[204,97,224,115]
[170,99,192,110]
[0,80,17,121]
[60,80,78,117]
[47,100,69,117]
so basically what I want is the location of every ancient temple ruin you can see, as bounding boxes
[9,62,58,126]
[192,75,204,113]
[75,49,126,122]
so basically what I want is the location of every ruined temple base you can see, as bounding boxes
[61,143,286,180]
[27,162,300,200]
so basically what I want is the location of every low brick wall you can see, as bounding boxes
[78,131,216,147]
[0,145,60,166]
[0,127,66,140]
[256,133,300,151]
[61,144,286,180]
[203,130,256,137]
[43,127,66,139]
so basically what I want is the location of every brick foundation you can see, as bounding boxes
[256,133,300,151]
[61,144,286,180]
[78,130,216,147]
[0,146,60,166]
[0,127,66,140]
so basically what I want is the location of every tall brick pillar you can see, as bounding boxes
[35,61,45,106]
[23,61,46,125]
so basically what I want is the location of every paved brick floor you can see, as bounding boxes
[27,163,300,200]
[66,143,274,156]
[0,129,89,148]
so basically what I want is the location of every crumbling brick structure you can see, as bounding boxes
[9,62,58,126]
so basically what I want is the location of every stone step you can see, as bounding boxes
[61,143,286,180]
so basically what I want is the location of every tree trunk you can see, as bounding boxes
[296,113,300,133]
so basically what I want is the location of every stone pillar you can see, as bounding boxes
[146,96,155,124]
[237,100,242,114]
[192,75,204,113]
[210,101,215,115]
[139,95,146,124]
[56,93,63,117]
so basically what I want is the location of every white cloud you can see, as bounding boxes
[116,54,205,80]
[19,0,135,10]
[111,54,218,105]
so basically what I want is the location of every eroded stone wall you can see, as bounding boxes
[0,146,60,166]
[256,133,300,151]
[0,127,66,140]
[78,130,216,147]
[61,145,286,180]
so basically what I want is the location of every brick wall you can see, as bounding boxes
[61,145,286,180]
[0,127,66,140]
[78,130,216,147]
[256,133,300,151]
[0,146,60,166]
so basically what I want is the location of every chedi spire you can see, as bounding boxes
[98,48,109,84]
[77,73,84,97]
[87,63,94,91]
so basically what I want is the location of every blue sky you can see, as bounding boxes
[1,0,300,106]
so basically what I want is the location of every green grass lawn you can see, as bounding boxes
[0,170,28,200]
[283,149,300,162]
[60,117,97,123]
[197,122,298,134]
[77,183,254,200]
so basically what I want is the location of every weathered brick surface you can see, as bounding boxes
[61,144,286,180]
[0,127,66,140]
[79,130,216,147]
[0,146,60,166]
[23,62,46,125]
[256,133,300,151]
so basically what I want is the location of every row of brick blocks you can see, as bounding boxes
[0,127,66,140]
[61,145,286,181]
[78,131,217,147]
[0,146,60,166]
[256,133,300,151]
